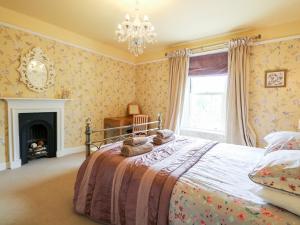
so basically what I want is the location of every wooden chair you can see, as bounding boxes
[133,114,149,136]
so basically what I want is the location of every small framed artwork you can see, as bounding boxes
[265,70,286,88]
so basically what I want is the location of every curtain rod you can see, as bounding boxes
[165,34,262,56]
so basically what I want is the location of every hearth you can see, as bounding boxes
[19,112,57,164]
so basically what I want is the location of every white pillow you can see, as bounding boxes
[255,187,300,216]
[265,136,300,155]
[264,131,300,145]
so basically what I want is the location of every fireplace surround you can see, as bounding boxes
[1,98,68,169]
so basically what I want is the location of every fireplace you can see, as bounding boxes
[1,98,67,169]
[19,112,57,164]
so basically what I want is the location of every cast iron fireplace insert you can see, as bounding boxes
[19,112,57,164]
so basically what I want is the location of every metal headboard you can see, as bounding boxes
[85,113,163,158]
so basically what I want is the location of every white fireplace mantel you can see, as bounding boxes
[1,98,70,169]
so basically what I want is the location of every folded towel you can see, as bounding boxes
[121,142,153,157]
[123,137,148,146]
[157,129,174,139]
[153,135,175,145]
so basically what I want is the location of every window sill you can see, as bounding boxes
[180,128,225,142]
[180,127,225,136]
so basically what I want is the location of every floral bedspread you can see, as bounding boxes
[169,143,300,225]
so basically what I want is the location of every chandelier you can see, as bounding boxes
[116,1,156,56]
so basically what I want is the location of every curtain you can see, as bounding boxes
[226,38,256,146]
[164,49,190,131]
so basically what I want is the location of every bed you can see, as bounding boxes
[73,117,300,225]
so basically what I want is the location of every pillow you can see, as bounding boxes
[265,136,300,155]
[254,187,300,216]
[264,131,300,145]
[249,150,300,196]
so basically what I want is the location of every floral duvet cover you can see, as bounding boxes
[169,143,300,225]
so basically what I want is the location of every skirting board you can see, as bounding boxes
[0,162,8,171]
[56,145,86,157]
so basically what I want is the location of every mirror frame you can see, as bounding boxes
[18,47,55,92]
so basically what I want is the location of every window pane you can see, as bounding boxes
[190,75,227,93]
[188,94,225,132]
[181,75,227,134]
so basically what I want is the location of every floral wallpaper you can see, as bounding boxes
[0,25,136,163]
[135,60,169,121]
[1,24,299,164]
[249,39,300,146]
[136,39,300,147]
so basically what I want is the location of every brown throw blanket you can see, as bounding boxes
[121,142,153,157]
[156,129,174,139]
[74,137,217,225]
[123,136,148,146]
[153,134,175,145]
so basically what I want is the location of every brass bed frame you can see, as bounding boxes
[85,113,163,158]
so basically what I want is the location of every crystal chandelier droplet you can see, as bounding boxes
[115,5,156,56]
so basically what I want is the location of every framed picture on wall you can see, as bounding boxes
[265,70,286,88]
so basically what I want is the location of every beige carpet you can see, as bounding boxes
[0,153,99,225]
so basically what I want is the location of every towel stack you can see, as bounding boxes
[153,129,175,145]
[121,137,153,157]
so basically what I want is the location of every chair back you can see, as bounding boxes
[133,114,149,134]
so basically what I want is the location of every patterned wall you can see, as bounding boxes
[135,60,169,121]
[136,39,300,147]
[249,39,300,146]
[0,25,136,163]
[1,24,299,163]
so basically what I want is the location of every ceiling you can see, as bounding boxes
[1,0,300,53]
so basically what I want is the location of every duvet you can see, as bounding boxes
[73,136,300,225]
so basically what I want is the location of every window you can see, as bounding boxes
[181,75,227,133]
[181,51,228,135]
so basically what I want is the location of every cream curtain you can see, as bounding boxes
[226,38,256,146]
[164,49,190,131]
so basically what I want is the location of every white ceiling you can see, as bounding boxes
[1,0,300,52]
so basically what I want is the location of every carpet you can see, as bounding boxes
[0,153,99,225]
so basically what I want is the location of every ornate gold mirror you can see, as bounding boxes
[18,48,55,92]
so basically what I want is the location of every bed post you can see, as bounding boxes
[85,118,92,158]
[158,113,162,130]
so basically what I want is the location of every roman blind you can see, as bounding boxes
[189,51,228,76]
